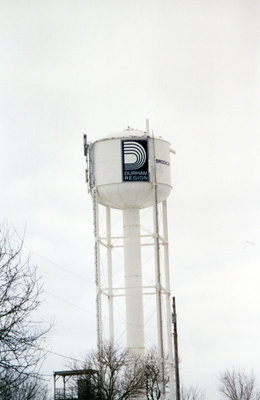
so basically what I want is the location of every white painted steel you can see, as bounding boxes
[123,208,145,354]
[86,124,175,399]
[92,129,171,210]
[106,207,114,342]
[151,135,166,398]
[93,190,103,350]
[162,200,175,397]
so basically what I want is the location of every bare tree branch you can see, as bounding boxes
[67,343,169,399]
[0,226,51,396]
[219,369,260,400]
[181,385,205,400]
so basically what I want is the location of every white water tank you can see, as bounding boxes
[90,128,172,209]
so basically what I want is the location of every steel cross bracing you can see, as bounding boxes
[92,200,174,399]
[96,227,171,299]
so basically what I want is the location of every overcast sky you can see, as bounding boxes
[1,0,259,398]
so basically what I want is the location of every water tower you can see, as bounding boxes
[84,121,175,398]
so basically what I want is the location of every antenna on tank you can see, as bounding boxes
[83,134,88,156]
[145,118,150,134]
[83,134,89,187]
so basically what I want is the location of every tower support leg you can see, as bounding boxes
[106,206,114,343]
[163,200,175,399]
[93,190,103,351]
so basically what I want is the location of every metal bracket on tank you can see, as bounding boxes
[83,134,95,193]
[83,134,88,156]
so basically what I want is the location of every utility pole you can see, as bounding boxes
[172,297,181,400]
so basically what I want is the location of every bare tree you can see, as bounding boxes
[78,343,146,399]
[0,226,50,397]
[143,348,169,400]
[219,369,260,400]
[69,343,169,399]
[181,385,205,400]
[3,377,51,400]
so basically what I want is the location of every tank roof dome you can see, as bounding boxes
[94,127,169,145]
[102,127,148,140]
